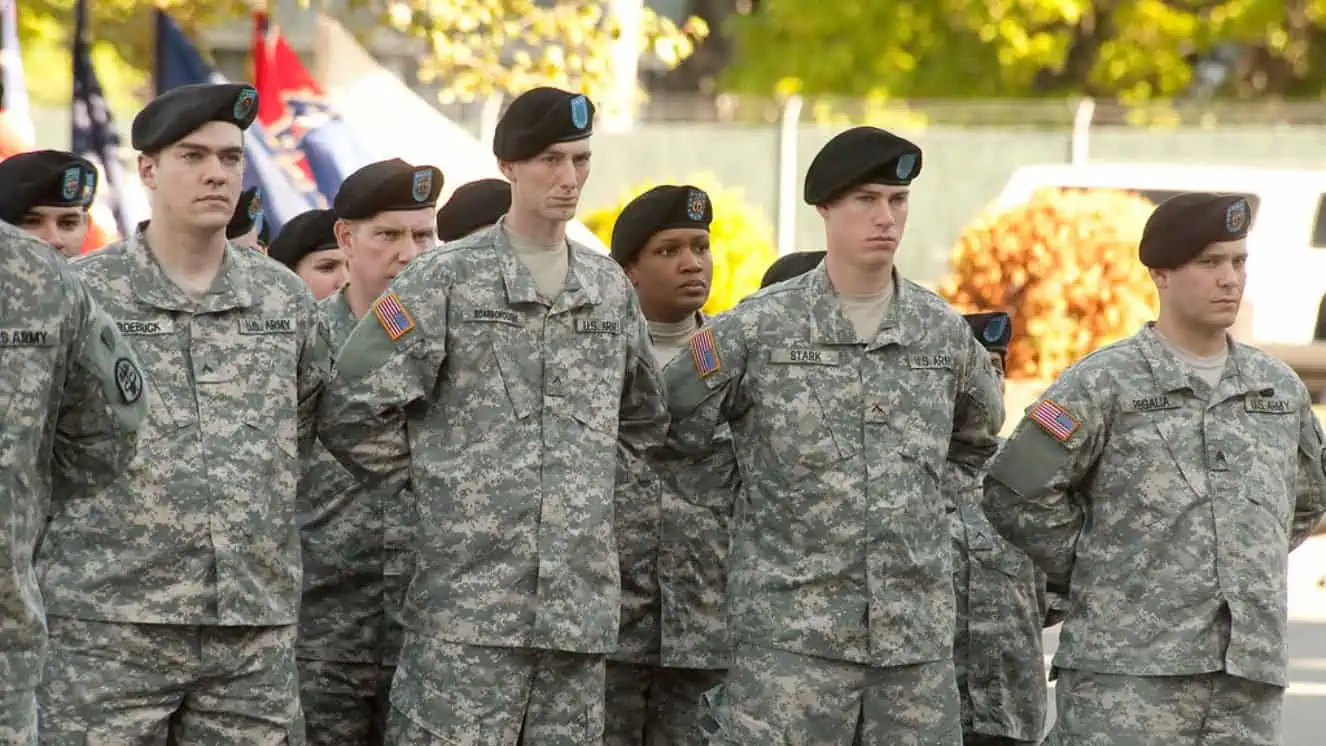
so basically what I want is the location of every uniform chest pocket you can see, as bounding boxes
[449,320,540,421]
[115,323,196,440]
[758,357,852,478]
[556,318,627,435]
[881,363,959,466]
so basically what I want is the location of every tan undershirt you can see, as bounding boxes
[505,226,569,301]
[837,279,896,342]
[648,315,700,368]
[1156,331,1228,389]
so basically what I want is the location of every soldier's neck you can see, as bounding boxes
[504,208,567,247]
[1154,314,1227,358]
[144,219,226,297]
[824,251,893,296]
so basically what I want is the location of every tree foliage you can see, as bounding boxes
[723,0,1326,101]
[382,0,709,107]
[581,173,777,315]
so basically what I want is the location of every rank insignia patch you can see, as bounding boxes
[690,327,721,378]
[373,292,415,341]
[1029,399,1079,442]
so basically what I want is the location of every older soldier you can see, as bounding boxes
[0,221,146,746]
[269,209,350,300]
[606,185,739,745]
[0,150,99,257]
[227,186,268,251]
[36,82,330,744]
[317,86,668,745]
[298,159,442,746]
[983,193,1326,746]
[660,127,1003,744]
[436,177,511,242]
[759,250,825,289]
[950,312,1046,746]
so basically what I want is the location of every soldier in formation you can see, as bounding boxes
[0,149,99,257]
[226,186,269,251]
[315,86,668,744]
[985,192,1326,745]
[605,184,740,744]
[658,126,1004,744]
[267,208,348,300]
[0,220,147,746]
[297,157,442,746]
[435,177,511,242]
[36,82,331,744]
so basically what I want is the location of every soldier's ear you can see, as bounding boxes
[137,154,159,190]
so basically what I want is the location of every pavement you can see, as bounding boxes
[1039,536,1326,742]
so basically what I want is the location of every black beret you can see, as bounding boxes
[0,150,98,223]
[804,126,922,206]
[132,83,258,153]
[963,311,1012,352]
[610,185,713,265]
[267,209,338,270]
[436,179,511,242]
[227,187,264,240]
[334,158,444,221]
[493,87,595,162]
[1139,193,1253,270]
[760,250,826,288]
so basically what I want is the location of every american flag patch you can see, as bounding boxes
[373,292,414,341]
[1029,399,1080,443]
[690,327,721,378]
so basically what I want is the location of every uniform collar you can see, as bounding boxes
[492,216,602,312]
[127,227,255,314]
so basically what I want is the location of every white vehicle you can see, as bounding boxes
[995,163,1326,346]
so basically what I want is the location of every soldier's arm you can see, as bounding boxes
[295,290,333,465]
[1290,402,1326,550]
[52,282,148,498]
[618,292,669,458]
[948,332,1004,471]
[981,371,1106,585]
[317,268,446,492]
[660,311,750,457]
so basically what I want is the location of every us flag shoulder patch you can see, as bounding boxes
[1029,399,1080,443]
[690,327,721,378]
[373,292,415,341]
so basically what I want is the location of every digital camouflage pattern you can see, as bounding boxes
[704,643,963,744]
[604,662,724,745]
[946,460,1046,744]
[40,230,330,625]
[298,287,412,745]
[660,263,1003,739]
[660,263,1004,668]
[0,220,146,745]
[385,640,605,744]
[316,221,668,735]
[985,323,1326,689]
[39,617,305,744]
[1046,669,1282,746]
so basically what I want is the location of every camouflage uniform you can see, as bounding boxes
[659,264,1004,745]
[317,222,668,745]
[0,221,146,746]
[298,288,415,746]
[946,458,1046,746]
[607,315,739,746]
[37,231,329,745]
[984,323,1326,746]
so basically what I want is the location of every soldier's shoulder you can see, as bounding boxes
[70,240,130,274]
[1234,342,1310,398]
[901,280,976,341]
[1043,335,1145,407]
[234,245,311,297]
[0,223,86,305]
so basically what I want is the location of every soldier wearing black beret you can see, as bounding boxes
[759,250,826,289]
[227,187,267,251]
[1139,192,1252,270]
[0,149,99,257]
[605,185,726,744]
[493,86,595,164]
[963,311,1011,381]
[435,178,511,242]
[41,81,331,745]
[268,209,345,301]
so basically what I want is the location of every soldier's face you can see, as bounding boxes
[626,227,713,322]
[1152,239,1247,331]
[139,122,245,233]
[987,351,1006,394]
[502,140,591,224]
[818,184,908,268]
[18,206,89,257]
[336,209,435,299]
[293,247,350,300]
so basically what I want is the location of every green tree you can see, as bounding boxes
[723,0,1326,101]
[382,0,709,106]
